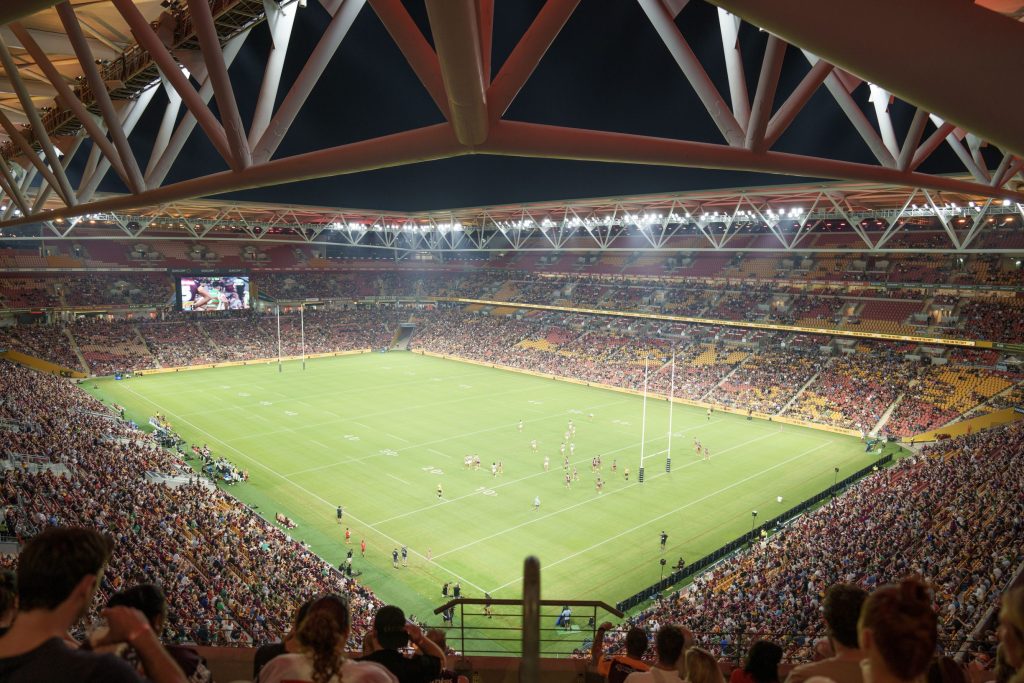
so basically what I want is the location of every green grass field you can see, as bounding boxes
[87,352,898,648]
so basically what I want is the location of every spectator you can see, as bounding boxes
[0,569,15,637]
[994,645,1017,683]
[361,605,444,683]
[731,641,782,683]
[685,647,726,683]
[926,657,967,683]
[786,584,868,683]
[423,628,467,683]
[106,583,213,683]
[858,578,938,683]
[0,527,187,683]
[624,624,691,683]
[257,594,395,683]
[253,598,314,680]
[997,587,1024,683]
[591,622,649,683]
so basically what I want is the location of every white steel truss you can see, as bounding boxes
[0,0,1022,236]
[3,182,1023,255]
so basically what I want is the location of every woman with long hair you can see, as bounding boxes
[258,595,395,683]
[998,586,1024,683]
[857,577,938,683]
[687,647,726,683]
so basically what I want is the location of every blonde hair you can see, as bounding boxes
[686,647,725,683]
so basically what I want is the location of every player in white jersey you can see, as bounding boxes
[569,443,576,456]
[531,439,538,453]
[491,462,497,477]
[517,419,523,432]
[560,442,566,455]
[543,456,550,471]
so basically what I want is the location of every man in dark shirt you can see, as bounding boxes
[0,527,186,683]
[362,604,444,683]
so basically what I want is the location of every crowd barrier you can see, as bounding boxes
[0,349,87,378]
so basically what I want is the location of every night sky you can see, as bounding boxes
[73,0,986,211]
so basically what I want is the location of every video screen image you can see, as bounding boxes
[178,275,250,312]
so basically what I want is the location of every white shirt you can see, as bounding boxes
[625,666,687,683]
[258,653,397,683]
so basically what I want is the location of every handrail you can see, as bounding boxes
[432,597,623,617]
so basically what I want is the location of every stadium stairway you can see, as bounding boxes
[870,392,905,437]
[779,359,832,415]
[700,354,749,401]
[62,327,90,374]
[131,324,160,368]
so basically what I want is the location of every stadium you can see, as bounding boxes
[0,1,1023,682]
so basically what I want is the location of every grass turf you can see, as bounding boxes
[86,352,897,651]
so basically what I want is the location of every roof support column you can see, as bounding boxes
[54,1,146,192]
[146,30,249,188]
[639,0,745,147]
[10,22,133,191]
[248,0,298,148]
[111,0,235,169]
[186,0,252,169]
[78,84,159,202]
[487,0,579,121]
[0,36,76,206]
[252,0,364,163]
[425,0,489,145]
[745,34,785,151]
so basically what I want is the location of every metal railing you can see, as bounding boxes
[430,558,623,661]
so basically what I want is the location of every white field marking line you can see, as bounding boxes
[386,473,411,486]
[283,396,631,477]
[175,369,486,417]
[486,440,835,593]
[226,383,544,444]
[428,449,452,460]
[370,418,729,528]
[309,440,332,449]
[430,426,778,560]
[119,385,490,595]
[387,433,411,443]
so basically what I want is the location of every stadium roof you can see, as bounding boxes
[5,177,1020,254]
[0,0,1023,237]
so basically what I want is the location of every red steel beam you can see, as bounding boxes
[476,0,493,84]
[3,124,463,227]
[479,120,1024,203]
[487,0,580,121]
[425,0,489,145]
[711,0,1024,160]
[368,0,451,121]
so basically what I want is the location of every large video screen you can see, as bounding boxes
[178,275,250,312]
